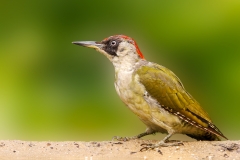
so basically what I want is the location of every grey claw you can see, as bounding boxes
[140,143,155,152]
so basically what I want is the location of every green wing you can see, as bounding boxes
[136,64,227,139]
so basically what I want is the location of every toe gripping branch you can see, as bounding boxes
[140,133,184,152]
[112,130,156,142]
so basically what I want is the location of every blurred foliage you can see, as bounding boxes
[0,0,239,141]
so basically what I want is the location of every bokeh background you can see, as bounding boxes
[0,0,239,141]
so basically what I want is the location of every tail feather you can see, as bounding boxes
[186,132,220,141]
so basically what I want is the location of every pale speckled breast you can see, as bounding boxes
[114,69,178,133]
[114,70,152,118]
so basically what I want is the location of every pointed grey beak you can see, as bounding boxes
[72,41,102,49]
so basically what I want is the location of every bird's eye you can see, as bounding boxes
[110,40,117,46]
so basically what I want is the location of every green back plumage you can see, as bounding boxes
[136,64,227,139]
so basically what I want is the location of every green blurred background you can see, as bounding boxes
[0,0,239,141]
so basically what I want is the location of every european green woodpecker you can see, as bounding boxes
[72,35,227,149]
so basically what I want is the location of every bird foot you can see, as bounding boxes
[140,141,183,152]
[112,136,138,141]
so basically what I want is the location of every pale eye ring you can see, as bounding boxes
[110,40,117,46]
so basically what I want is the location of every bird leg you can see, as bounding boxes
[140,133,183,151]
[112,130,155,141]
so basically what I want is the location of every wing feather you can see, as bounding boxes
[136,64,227,139]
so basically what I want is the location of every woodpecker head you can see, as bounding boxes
[73,35,145,69]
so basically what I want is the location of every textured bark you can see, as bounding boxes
[0,140,239,160]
